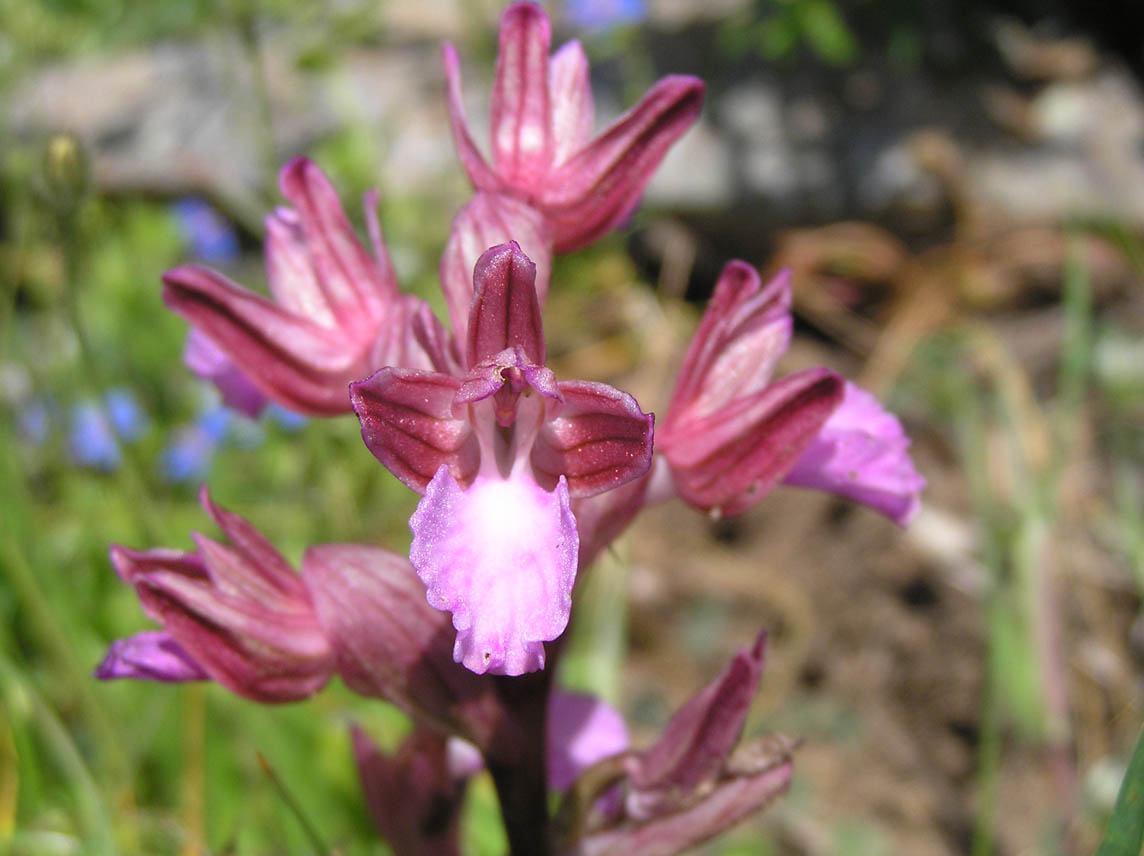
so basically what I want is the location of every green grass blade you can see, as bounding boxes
[1096,725,1144,856]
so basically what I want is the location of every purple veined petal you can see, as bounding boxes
[95,631,208,683]
[409,466,578,676]
[581,761,793,856]
[278,157,394,326]
[442,43,502,193]
[197,486,312,605]
[548,690,629,791]
[110,519,335,705]
[540,75,705,253]
[163,266,361,415]
[440,193,553,341]
[667,264,792,423]
[184,330,268,418]
[351,368,480,494]
[782,381,925,525]
[549,40,595,166]
[630,631,765,800]
[490,2,554,191]
[302,544,486,736]
[467,242,545,369]
[531,380,654,498]
[661,368,844,517]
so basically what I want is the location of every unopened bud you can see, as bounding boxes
[40,133,91,214]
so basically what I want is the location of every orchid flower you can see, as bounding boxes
[163,158,450,415]
[97,488,334,703]
[444,1,704,253]
[659,262,923,521]
[351,242,653,676]
[552,633,796,856]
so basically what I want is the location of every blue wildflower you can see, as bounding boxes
[70,403,121,471]
[172,198,240,264]
[104,388,148,442]
[565,0,645,31]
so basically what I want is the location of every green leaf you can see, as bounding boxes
[1096,725,1144,856]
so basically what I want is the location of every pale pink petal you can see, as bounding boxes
[783,381,925,525]
[490,2,554,190]
[549,40,595,166]
[279,157,393,325]
[264,207,334,326]
[548,690,629,791]
[667,264,792,422]
[409,466,578,676]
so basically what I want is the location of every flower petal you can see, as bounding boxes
[581,761,793,856]
[95,631,208,683]
[662,368,845,516]
[183,330,268,418]
[442,43,501,192]
[278,157,395,325]
[548,690,629,791]
[531,380,654,498]
[440,193,553,341]
[409,467,578,676]
[490,2,554,190]
[666,264,791,424]
[783,381,925,525]
[163,265,359,415]
[351,725,468,856]
[467,242,545,368]
[264,207,335,327]
[540,75,705,252]
[302,544,486,736]
[549,40,595,166]
[351,368,479,493]
[630,631,766,801]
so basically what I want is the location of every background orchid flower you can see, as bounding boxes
[162,157,449,415]
[351,242,653,676]
[97,488,335,703]
[443,1,704,252]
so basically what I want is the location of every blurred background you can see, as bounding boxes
[3,0,1144,853]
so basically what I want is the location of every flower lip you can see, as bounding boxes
[408,465,579,676]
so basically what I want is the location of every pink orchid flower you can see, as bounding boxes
[351,242,653,676]
[163,157,449,415]
[659,262,923,521]
[444,1,704,253]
